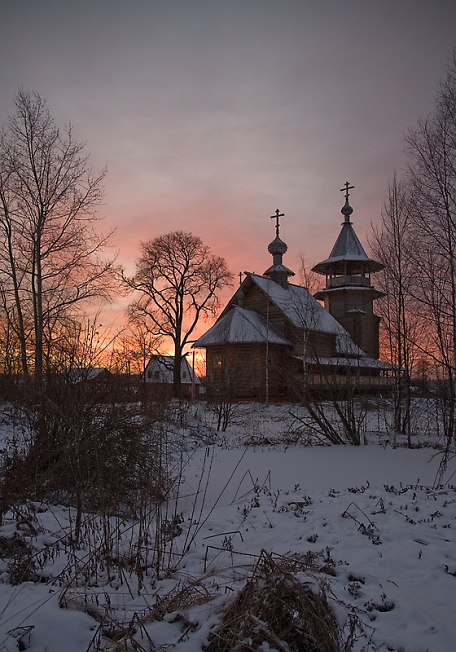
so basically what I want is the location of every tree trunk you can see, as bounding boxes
[173,342,182,398]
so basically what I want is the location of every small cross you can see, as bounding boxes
[270,209,284,237]
[239,271,243,286]
[340,182,354,202]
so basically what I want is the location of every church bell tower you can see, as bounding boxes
[312,183,384,359]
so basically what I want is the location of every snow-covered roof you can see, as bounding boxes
[263,263,295,277]
[335,333,366,357]
[297,355,393,370]
[196,273,367,358]
[312,222,383,274]
[246,274,365,356]
[144,355,200,384]
[67,367,110,383]
[194,306,292,347]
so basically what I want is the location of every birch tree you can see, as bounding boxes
[404,52,456,471]
[370,175,419,445]
[0,89,115,378]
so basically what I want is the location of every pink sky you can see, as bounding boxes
[1,0,456,341]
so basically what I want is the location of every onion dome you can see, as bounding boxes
[263,209,294,287]
[268,236,288,256]
[341,198,354,222]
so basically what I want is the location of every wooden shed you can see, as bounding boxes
[144,355,201,398]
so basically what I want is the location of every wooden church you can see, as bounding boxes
[194,184,391,400]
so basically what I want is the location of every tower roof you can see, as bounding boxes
[312,184,384,275]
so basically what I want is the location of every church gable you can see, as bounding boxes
[233,281,288,334]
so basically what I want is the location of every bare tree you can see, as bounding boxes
[0,136,31,374]
[126,231,233,397]
[297,254,320,295]
[0,89,116,378]
[122,315,162,380]
[399,50,456,473]
[106,316,164,403]
[370,175,420,446]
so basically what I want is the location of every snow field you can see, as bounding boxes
[0,403,455,651]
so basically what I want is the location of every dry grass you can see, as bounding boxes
[78,551,343,651]
[75,574,220,651]
[205,550,340,652]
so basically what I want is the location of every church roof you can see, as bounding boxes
[248,274,339,330]
[210,272,365,356]
[312,193,383,275]
[312,221,383,274]
[329,220,369,259]
[194,305,292,347]
[296,355,392,370]
[263,262,295,277]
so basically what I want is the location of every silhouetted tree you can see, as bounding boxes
[0,89,116,378]
[373,52,456,466]
[126,231,233,397]
[404,50,456,476]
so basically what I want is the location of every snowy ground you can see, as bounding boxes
[0,402,455,651]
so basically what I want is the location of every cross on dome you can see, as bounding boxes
[340,182,354,222]
[264,208,294,287]
[270,209,284,237]
[340,182,354,202]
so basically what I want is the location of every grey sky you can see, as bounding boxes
[1,1,455,320]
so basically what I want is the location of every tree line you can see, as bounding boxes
[0,90,233,537]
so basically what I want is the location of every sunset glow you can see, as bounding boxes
[1,1,456,345]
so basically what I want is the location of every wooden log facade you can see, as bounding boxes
[206,342,290,400]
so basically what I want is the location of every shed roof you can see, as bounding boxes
[145,355,200,384]
[68,367,110,383]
